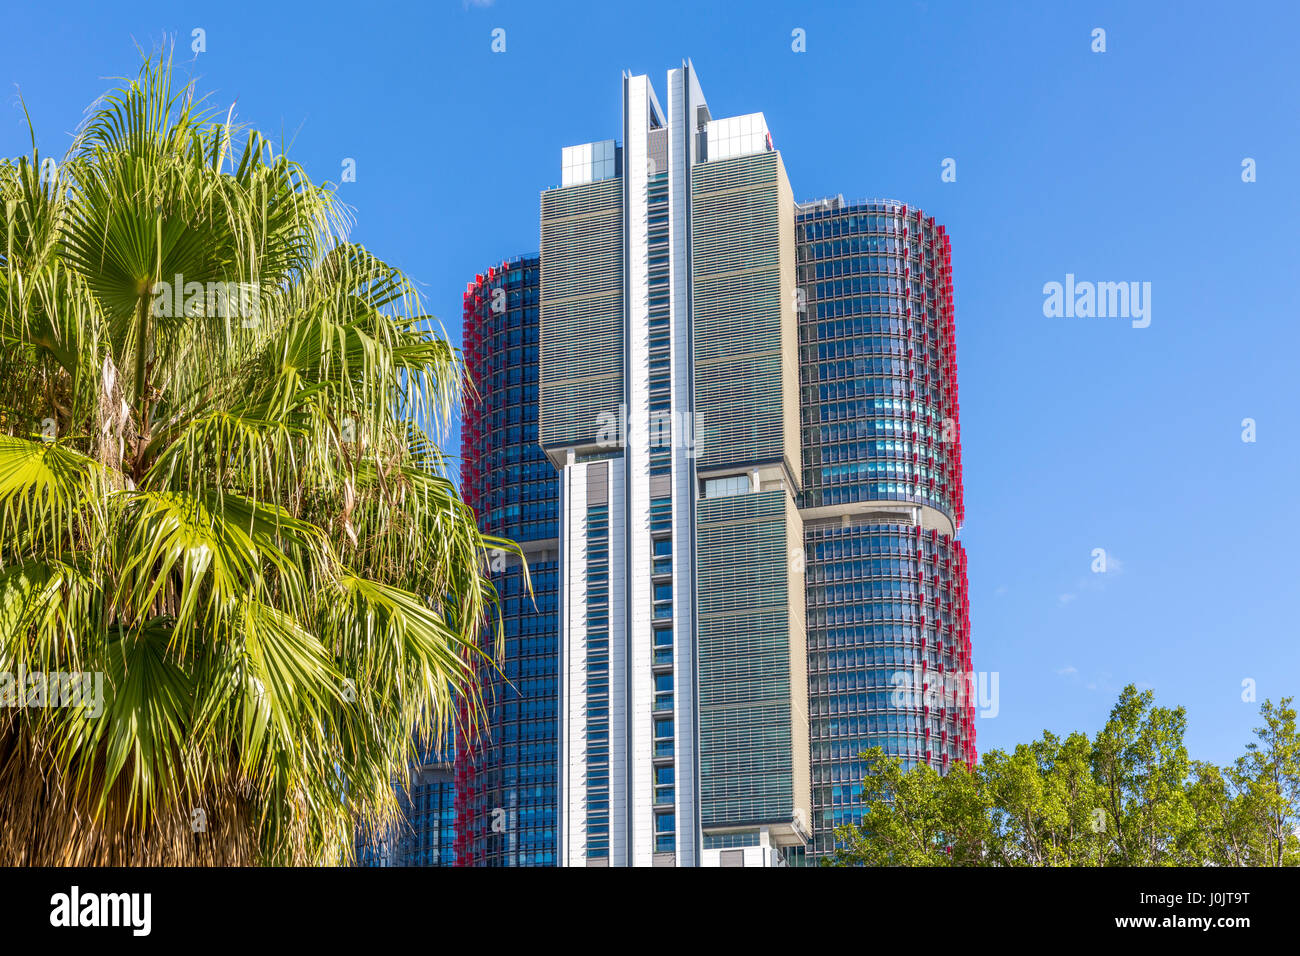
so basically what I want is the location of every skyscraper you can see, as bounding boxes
[795,197,974,859]
[456,256,561,866]
[439,64,976,868]
[539,63,809,867]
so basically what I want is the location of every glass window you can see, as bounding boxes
[653,626,673,665]
[654,673,674,712]
[653,538,672,575]
[703,474,751,498]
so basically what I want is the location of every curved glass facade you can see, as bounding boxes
[797,200,974,859]
[455,256,560,866]
[798,200,963,523]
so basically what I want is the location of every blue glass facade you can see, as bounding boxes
[354,744,456,867]
[584,502,611,859]
[456,255,560,866]
[796,199,974,860]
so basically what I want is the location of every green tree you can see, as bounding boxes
[1184,760,1254,866]
[0,52,514,864]
[1090,685,1197,865]
[1233,697,1300,865]
[829,687,1297,867]
[826,747,990,866]
[982,731,1103,866]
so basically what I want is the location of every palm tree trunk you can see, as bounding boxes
[132,292,151,480]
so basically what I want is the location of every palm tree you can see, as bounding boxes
[0,51,515,865]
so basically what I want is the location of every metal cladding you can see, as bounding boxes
[538,180,624,449]
[691,151,800,479]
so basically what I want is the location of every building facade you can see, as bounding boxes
[455,256,561,866]
[796,197,974,858]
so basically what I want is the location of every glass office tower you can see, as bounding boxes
[539,63,809,867]
[796,197,975,859]
[455,256,561,866]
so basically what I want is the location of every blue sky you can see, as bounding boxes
[3,0,1297,766]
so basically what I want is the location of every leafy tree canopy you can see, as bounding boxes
[828,689,1299,867]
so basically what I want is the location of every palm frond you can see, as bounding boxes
[0,46,507,866]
